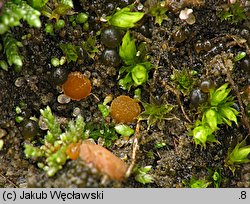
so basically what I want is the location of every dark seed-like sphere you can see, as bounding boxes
[200,80,213,93]
[190,89,207,106]
[50,67,69,86]
[101,49,120,67]
[21,119,39,139]
[240,57,250,74]
[101,27,122,48]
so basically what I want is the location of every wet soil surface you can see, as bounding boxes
[0,0,250,187]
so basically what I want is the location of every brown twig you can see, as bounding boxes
[162,81,192,123]
[219,58,250,134]
[0,173,18,188]
[125,121,141,178]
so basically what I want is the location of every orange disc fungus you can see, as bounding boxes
[110,95,141,124]
[66,143,81,160]
[79,141,128,181]
[62,71,92,100]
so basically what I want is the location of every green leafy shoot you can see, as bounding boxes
[40,106,62,143]
[134,165,154,185]
[0,0,41,34]
[81,36,99,59]
[59,43,79,63]
[118,31,153,90]
[190,83,239,148]
[41,0,74,20]
[218,2,246,24]
[97,95,113,118]
[25,106,88,177]
[106,6,144,28]
[225,138,250,174]
[119,31,137,66]
[114,124,134,137]
[88,123,118,147]
[211,170,222,188]
[188,177,211,188]
[28,0,49,9]
[170,69,197,96]
[3,32,23,71]
[139,95,177,130]
[234,51,246,62]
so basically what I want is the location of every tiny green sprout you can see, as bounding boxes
[45,23,54,35]
[15,116,24,123]
[0,60,8,71]
[51,57,60,67]
[83,22,89,31]
[98,104,110,118]
[225,138,250,174]
[55,19,65,30]
[98,95,113,118]
[59,56,67,65]
[15,106,22,114]
[76,12,88,24]
[106,6,144,28]
[188,177,211,188]
[115,124,134,137]
[131,64,148,86]
[134,166,154,185]
[212,171,221,188]
[154,142,166,149]
[234,51,246,62]
[134,88,142,101]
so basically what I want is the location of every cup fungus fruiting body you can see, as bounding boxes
[62,71,92,100]
[110,95,141,124]
[66,143,81,160]
[79,141,128,181]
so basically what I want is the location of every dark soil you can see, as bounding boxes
[0,0,250,187]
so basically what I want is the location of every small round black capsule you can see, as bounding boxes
[101,49,120,67]
[190,89,207,106]
[101,27,122,48]
[21,119,39,139]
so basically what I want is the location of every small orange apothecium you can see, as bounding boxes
[110,95,141,124]
[62,71,92,100]
[66,143,81,160]
[79,140,128,181]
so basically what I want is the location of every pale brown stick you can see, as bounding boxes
[125,121,141,178]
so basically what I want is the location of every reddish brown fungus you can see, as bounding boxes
[110,95,141,124]
[62,71,92,100]
[79,141,128,181]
